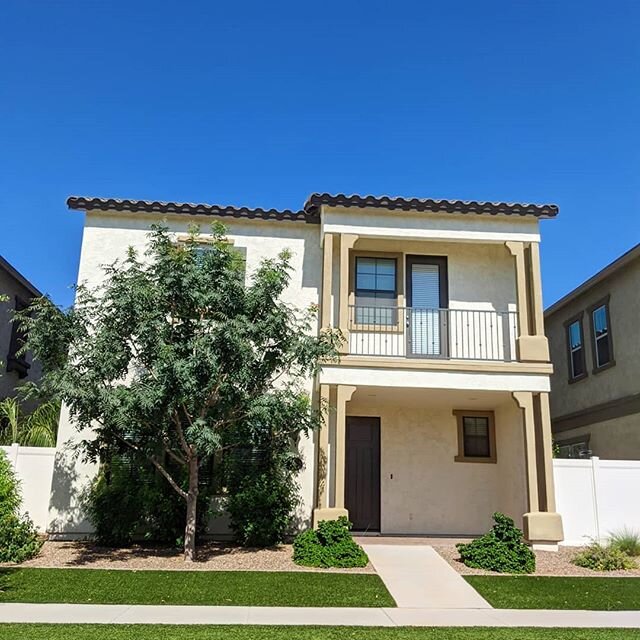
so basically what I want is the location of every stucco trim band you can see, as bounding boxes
[552,392,640,433]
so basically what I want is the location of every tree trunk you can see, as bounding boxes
[184,455,199,562]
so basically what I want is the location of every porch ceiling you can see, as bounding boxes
[347,386,512,410]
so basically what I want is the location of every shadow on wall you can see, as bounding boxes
[47,443,92,537]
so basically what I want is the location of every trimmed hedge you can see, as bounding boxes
[457,512,535,574]
[293,517,368,568]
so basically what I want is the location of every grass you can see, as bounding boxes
[466,576,640,610]
[0,568,394,607]
[609,528,640,557]
[0,626,636,640]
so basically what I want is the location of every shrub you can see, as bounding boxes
[85,453,211,547]
[226,471,299,547]
[609,528,640,557]
[456,512,535,574]
[0,450,42,562]
[293,517,368,568]
[573,542,637,571]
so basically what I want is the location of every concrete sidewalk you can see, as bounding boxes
[360,543,491,609]
[0,603,639,628]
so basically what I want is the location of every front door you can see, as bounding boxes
[345,416,381,531]
[406,256,449,357]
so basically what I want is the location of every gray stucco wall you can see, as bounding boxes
[0,265,43,401]
[545,254,640,457]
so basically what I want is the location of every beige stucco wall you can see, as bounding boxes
[546,256,640,419]
[49,211,322,535]
[322,207,541,243]
[347,238,517,313]
[347,394,527,535]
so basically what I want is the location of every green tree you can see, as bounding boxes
[19,224,340,561]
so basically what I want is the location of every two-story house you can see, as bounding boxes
[545,242,640,459]
[49,193,563,549]
[0,255,44,401]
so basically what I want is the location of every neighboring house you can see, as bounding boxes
[49,193,563,549]
[0,255,43,400]
[545,243,640,460]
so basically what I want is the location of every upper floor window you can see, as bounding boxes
[355,257,396,325]
[566,316,586,381]
[590,298,614,371]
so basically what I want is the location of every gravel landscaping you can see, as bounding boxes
[434,544,640,577]
[7,541,374,573]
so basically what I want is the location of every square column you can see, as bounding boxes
[513,391,563,549]
[312,383,355,527]
[506,241,550,362]
[337,234,358,354]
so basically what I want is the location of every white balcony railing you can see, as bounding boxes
[348,306,518,361]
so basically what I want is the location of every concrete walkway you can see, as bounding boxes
[1,603,639,628]
[360,543,491,609]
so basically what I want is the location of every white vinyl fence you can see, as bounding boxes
[554,457,640,546]
[1,444,55,532]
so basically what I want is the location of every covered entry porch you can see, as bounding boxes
[313,385,562,546]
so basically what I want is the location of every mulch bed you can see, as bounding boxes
[434,543,640,577]
[6,540,375,573]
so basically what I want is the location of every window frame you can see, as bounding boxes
[564,311,587,383]
[350,252,403,331]
[6,295,30,378]
[588,295,615,374]
[555,434,591,459]
[453,410,497,464]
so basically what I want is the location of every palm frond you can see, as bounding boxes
[0,397,21,444]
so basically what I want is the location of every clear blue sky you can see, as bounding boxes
[1,1,638,308]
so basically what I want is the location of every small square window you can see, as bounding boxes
[462,416,491,457]
[454,411,496,463]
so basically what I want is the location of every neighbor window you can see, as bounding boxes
[556,437,591,459]
[6,296,30,378]
[454,410,496,463]
[566,316,586,381]
[590,299,614,371]
[354,257,397,325]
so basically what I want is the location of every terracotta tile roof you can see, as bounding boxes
[66,196,316,223]
[68,193,558,222]
[304,193,558,218]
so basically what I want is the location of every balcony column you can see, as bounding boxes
[505,241,549,362]
[321,234,334,329]
[338,234,359,354]
[312,384,355,527]
[513,391,563,550]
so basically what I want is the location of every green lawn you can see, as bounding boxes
[466,576,640,610]
[0,626,635,640]
[0,568,394,607]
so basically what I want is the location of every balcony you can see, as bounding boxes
[348,305,518,361]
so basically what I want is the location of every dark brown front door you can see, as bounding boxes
[345,416,381,532]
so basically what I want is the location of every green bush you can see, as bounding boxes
[609,528,640,557]
[293,517,368,568]
[85,453,211,547]
[456,512,535,574]
[226,470,299,547]
[0,450,42,563]
[573,542,637,571]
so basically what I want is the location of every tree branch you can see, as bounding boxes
[111,432,188,500]
[172,411,192,457]
[150,455,188,500]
